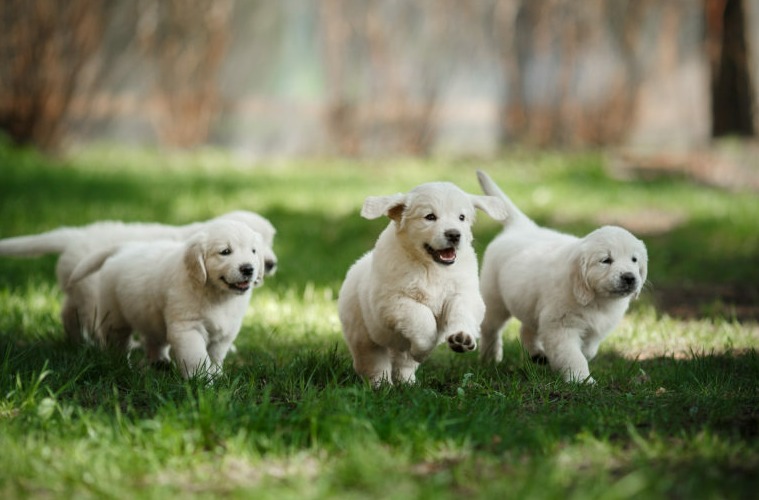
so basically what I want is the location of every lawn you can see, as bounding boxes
[0,141,757,498]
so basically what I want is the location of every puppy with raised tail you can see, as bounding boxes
[67,219,265,379]
[477,170,648,384]
[0,210,277,343]
[338,181,508,386]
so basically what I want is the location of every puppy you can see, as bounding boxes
[338,181,507,386]
[476,171,648,383]
[0,210,277,342]
[67,219,265,378]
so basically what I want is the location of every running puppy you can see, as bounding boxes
[68,219,265,378]
[0,210,277,342]
[477,170,648,383]
[338,181,507,386]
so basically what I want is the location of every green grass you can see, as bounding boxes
[1,141,758,498]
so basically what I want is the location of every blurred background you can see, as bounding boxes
[1,0,758,165]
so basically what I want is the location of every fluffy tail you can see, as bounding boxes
[66,246,119,288]
[476,170,535,228]
[0,227,80,257]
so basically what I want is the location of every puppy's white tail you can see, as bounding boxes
[476,170,535,228]
[0,227,80,257]
[66,246,119,288]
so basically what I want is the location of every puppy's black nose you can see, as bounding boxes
[265,259,277,274]
[444,229,461,245]
[621,272,636,286]
[240,263,254,278]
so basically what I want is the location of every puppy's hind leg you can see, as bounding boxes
[144,338,172,368]
[61,296,86,344]
[351,337,393,387]
[478,295,510,364]
[62,277,101,344]
[519,325,547,364]
[391,350,419,385]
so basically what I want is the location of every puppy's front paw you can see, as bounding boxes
[447,332,476,353]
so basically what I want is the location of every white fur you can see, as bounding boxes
[477,171,648,384]
[0,210,277,342]
[338,181,508,386]
[67,219,265,379]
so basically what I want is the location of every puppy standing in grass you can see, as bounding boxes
[67,219,265,378]
[476,170,648,383]
[0,210,277,343]
[338,181,507,386]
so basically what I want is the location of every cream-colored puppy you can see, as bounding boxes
[0,210,277,342]
[338,181,507,386]
[67,219,265,378]
[477,171,648,384]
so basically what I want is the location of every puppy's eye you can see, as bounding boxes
[459,214,466,221]
[220,248,232,256]
[601,256,613,265]
[251,248,257,254]
[632,257,638,263]
[425,213,437,221]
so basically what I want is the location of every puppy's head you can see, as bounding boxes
[184,220,266,295]
[214,211,278,277]
[571,226,648,306]
[361,182,507,266]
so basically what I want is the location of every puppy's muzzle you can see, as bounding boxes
[222,263,256,293]
[616,272,638,295]
[424,229,461,266]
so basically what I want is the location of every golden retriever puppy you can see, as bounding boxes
[476,171,648,383]
[338,181,508,386]
[67,219,265,378]
[0,210,277,342]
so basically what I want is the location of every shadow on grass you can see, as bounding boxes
[0,150,177,230]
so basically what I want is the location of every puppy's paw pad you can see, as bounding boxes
[447,332,476,353]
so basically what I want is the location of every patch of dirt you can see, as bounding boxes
[595,209,688,236]
[608,142,759,192]
[652,283,759,322]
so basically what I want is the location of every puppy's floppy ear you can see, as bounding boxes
[635,241,649,299]
[470,194,508,222]
[253,238,267,287]
[184,233,208,286]
[571,250,594,306]
[361,193,407,222]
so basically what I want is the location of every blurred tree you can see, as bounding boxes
[137,0,235,148]
[496,0,755,148]
[707,0,755,137]
[0,0,106,151]
[319,0,448,156]
[0,0,235,151]
[495,0,651,147]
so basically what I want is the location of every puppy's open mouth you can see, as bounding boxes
[424,244,457,265]
[221,277,251,293]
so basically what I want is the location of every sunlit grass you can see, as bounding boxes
[1,143,758,498]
